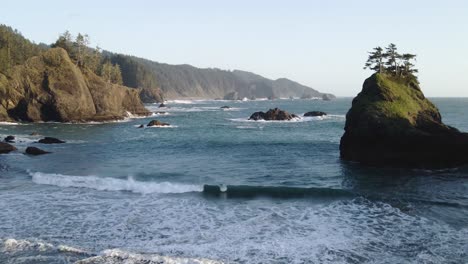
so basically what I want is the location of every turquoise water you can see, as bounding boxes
[0,98,467,263]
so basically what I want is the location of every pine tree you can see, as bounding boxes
[111,64,123,85]
[385,43,400,75]
[364,47,385,73]
[401,53,417,76]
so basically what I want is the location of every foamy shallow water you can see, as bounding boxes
[0,98,467,263]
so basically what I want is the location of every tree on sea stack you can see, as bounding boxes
[363,47,385,73]
[364,44,417,78]
[341,45,468,168]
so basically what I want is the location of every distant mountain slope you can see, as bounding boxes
[107,53,334,101]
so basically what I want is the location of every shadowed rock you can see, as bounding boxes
[304,111,327,117]
[221,106,231,109]
[38,137,65,144]
[0,142,17,154]
[340,73,468,168]
[26,146,51,155]
[4,135,15,143]
[249,108,298,121]
[147,120,170,127]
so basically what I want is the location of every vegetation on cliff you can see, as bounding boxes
[341,47,468,167]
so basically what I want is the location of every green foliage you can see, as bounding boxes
[0,24,46,73]
[100,61,123,85]
[364,44,417,78]
[107,53,158,89]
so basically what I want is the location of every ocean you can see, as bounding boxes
[0,98,467,263]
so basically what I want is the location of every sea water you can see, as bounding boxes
[0,98,466,263]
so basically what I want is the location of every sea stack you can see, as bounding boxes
[340,73,468,168]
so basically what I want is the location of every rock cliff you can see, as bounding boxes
[0,48,149,122]
[340,73,468,168]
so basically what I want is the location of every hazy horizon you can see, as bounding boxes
[2,0,467,97]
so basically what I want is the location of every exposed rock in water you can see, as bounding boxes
[30,132,39,136]
[0,142,17,154]
[4,135,15,143]
[158,103,167,108]
[25,146,51,155]
[147,120,170,127]
[304,111,327,117]
[138,124,145,128]
[38,137,65,144]
[220,106,231,109]
[340,73,468,168]
[322,94,333,101]
[223,91,239,100]
[0,48,150,122]
[249,108,298,121]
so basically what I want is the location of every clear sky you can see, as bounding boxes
[2,0,467,96]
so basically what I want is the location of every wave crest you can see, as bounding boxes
[30,172,202,194]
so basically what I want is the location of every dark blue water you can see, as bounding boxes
[0,98,467,263]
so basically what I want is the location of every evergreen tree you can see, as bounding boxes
[75,33,89,67]
[364,47,385,73]
[401,53,417,76]
[111,64,123,85]
[385,43,400,75]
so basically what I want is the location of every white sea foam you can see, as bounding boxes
[77,249,223,264]
[230,114,345,123]
[29,172,202,194]
[0,121,23,125]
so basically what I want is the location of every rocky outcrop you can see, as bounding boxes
[147,120,170,127]
[38,137,65,144]
[304,111,327,117]
[340,73,468,168]
[4,135,15,143]
[249,108,298,121]
[26,146,50,155]
[0,48,150,122]
[0,142,16,154]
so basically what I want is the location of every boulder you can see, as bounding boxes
[38,137,65,144]
[249,108,298,121]
[340,73,468,168]
[158,103,167,108]
[4,135,15,143]
[0,142,17,154]
[25,146,51,155]
[137,124,145,128]
[304,111,327,117]
[147,120,170,127]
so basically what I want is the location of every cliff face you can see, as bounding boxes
[0,48,149,122]
[340,73,468,168]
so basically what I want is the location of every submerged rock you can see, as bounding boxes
[340,73,468,168]
[304,111,327,117]
[249,108,298,121]
[38,137,65,144]
[0,142,17,154]
[26,146,51,155]
[221,106,231,109]
[147,120,170,127]
[4,135,15,143]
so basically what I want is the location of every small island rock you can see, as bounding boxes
[220,106,231,109]
[4,135,15,143]
[249,108,298,121]
[340,73,468,168]
[304,111,327,117]
[0,142,17,154]
[26,147,51,155]
[38,137,66,144]
[147,120,170,127]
